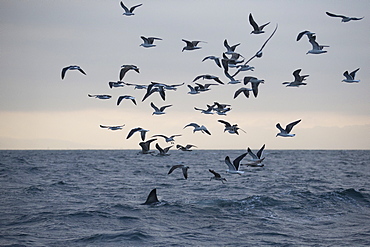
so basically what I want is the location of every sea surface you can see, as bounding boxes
[0,150,369,247]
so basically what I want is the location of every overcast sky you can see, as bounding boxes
[0,0,369,150]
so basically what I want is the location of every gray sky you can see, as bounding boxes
[0,0,369,149]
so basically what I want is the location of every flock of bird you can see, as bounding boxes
[60,2,364,204]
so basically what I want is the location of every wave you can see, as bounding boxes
[74,229,153,244]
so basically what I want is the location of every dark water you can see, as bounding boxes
[0,150,369,246]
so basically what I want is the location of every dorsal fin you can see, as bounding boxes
[142,188,160,205]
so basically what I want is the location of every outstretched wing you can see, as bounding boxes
[257,144,266,159]
[233,152,248,170]
[285,119,301,133]
[326,11,346,18]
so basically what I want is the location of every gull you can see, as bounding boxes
[119,65,139,81]
[202,56,222,68]
[209,169,227,183]
[234,87,252,99]
[127,127,149,141]
[244,24,278,65]
[218,120,246,135]
[152,134,181,144]
[138,138,157,154]
[142,84,166,102]
[109,81,125,88]
[154,143,173,156]
[243,76,265,98]
[222,53,244,69]
[194,83,218,92]
[282,69,309,87]
[184,123,211,135]
[326,12,364,22]
[88,94,112,99]
[249,13,270,34]
[213,102,231,112]
[296,30,315,41]
[61,65,86,80]
[150,102,172,115]
[224,39,241,54]
[100,124,125,131]
[224,70,241,84]
[247,144,265,162]
[342,68,360,83]
[241,158,265,167]
[168,164,189,179]
[276,119,301,137]
[194,105,215,115]
[117,95,137,105]
[182,39,205,52]
[140,36,162,48]
[151,81,184,91]
[225,152,248,175]
[187,85,200,95]
[142,188,160,205]
[123,82,148,90]
[120,1,142,16]
[307,35,329,54]
[193,74,224,84]
[214,107,231,116]
[176,144,197,151]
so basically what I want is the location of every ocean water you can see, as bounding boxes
[0,149,369,247]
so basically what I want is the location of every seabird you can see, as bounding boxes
[209,169,227,183]
[184,123,211,135]
[109,81,125,88]
[138,138,156,154]
[187,85,200,95]
[152,134,181,144]
[342,68,360,83]
[140,36,162,48]
[282,69,309,87]
[194,83,218,92]
[122,82,148,90]
[307,35,329,54]
[168,164,189,179]
[243,76,265,98]
[276,119,301,137]
[88,94,112,99]
[120,1,142,16]
[249,13,270,34]
[151,81,184,91]
[234,87,252,99]
[224,39,241,54]
[119,65,139,81]
[194,105,215,115]
[117,95,137,105]
[127,127,149,141]
[218,120,246,135]
[176,144,197,151]
[224,70,242,85]
[150,102,172,115]
[142,188,160,205]
[193,74,224,85]
[182,39,205,52]
[142,84,166,102]
[241,158,265,167]
[326,12,364,22]
[100,124,125,130]
[61,65,86,80]
[246,144,265,162]
[222,52,245,69]
[224,152,248,175]
[155,143,173,156]
[202,56,222,68]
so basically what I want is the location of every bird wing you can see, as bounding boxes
[78,68,86,75]
[129,4,142,12]
[343,71,351,80]
[326,11,346,18]
[292,69,302,81]
[100,125,108,128]
[285,119,301,133]
[141,36,149,44]
[349,68,360,79]
[233,152,248,170]
[209,169,221,178]
[276,123,285,132]
[126,127,141,139]
[117,96,124,106]
[168,164,183,175]
[155,143,164,153]
[202,127,211,135]
[249,13,259,30]
[218,119,231,127]
[61,66,70,79]
[159,105,172,112]
[247,147,258,160]
[184,123,199,129]
[150,102,159,111]
[182,166,188,179]
[225,156,236,171]
[251,82,260,98]
[120,1,129,12]
[182,39,194,47]
[257,144,266,159]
